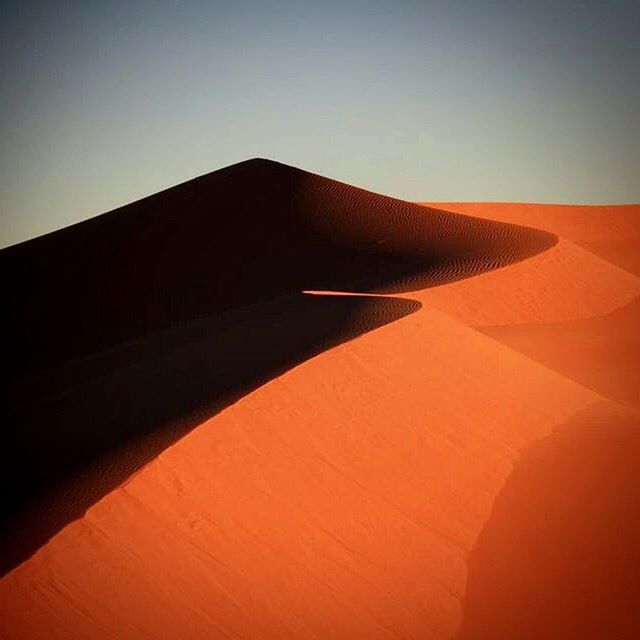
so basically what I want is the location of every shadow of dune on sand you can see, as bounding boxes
[456,402,640,640]
[2,292,419,575]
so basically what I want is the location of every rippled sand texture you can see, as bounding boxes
[1,161,639,639]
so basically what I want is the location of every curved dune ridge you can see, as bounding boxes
[1,293,421,573]
[412,237,640,326]
[426,202,640,276]
[2,161,640,639]
[3,158,555,376]
[419,201,640,326]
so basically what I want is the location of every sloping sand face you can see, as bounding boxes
[424,201,640,639]
[413,238,640,326]
[479,298,640,410]
[456,401,640,640]
[1,293,421,573]
[419,202,640,409]
[0,307,598,640]
[2,162,639,639]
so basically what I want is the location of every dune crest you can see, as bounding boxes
[414,238,640,326]
[4,159,555,376]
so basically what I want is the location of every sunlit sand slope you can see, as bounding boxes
[419,202,640,409]
[417,204,639,325]
[0,307,599,640]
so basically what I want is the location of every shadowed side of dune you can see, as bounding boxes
[1,292,419,575]
[456,402,640,640]
[426,202,640,276]
[3,158,557,377]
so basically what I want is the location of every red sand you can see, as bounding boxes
[1,164,639,639]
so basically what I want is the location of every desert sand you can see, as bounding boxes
[427,202,640,276]
[1,160,638,639]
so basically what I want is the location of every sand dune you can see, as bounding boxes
[2,159,556,552]
[2,161,639,639]
[3,159,553,377]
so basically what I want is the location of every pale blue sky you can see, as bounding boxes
[1,1,639,248]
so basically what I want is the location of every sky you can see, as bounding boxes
[1,0,639,248]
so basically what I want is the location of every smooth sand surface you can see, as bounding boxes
[456,401,640,640]
[0,307,598,639]
[421,202,640,409]
[1,162,639,639]
[479,298,640,410]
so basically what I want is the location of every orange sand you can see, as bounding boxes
[414,238,639,326]
[0,307,599,639]
[426,202,640,276]
[1,165,638,639]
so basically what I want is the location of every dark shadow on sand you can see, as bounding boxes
[3,158,557,377]
[456,402,640,640]
[1,292,418,575]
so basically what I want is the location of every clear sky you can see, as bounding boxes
[1,1,639,248]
